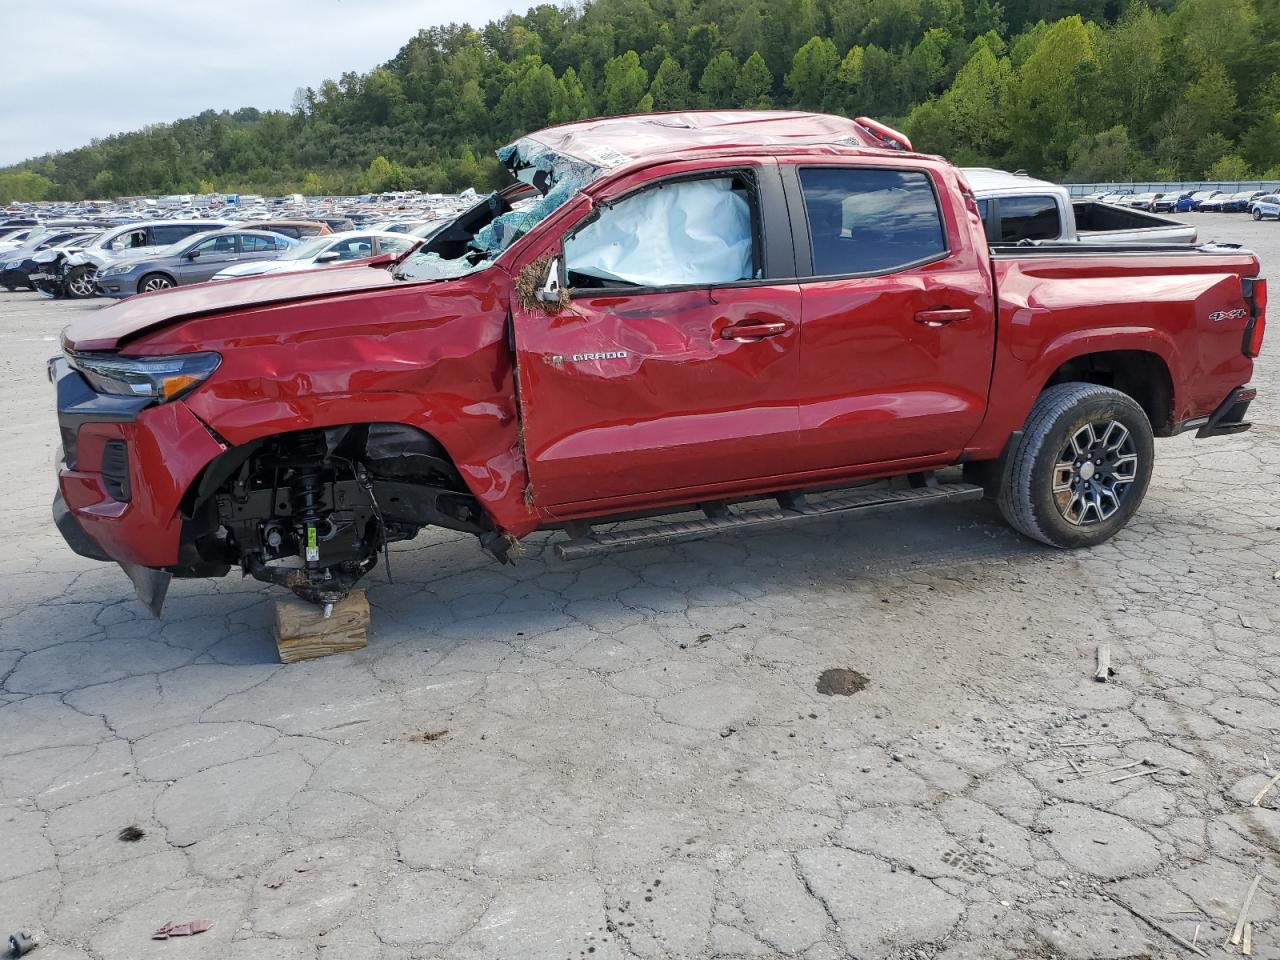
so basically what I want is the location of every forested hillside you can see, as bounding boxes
[3,0,1278,202]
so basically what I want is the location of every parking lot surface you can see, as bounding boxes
[2,216,1279,960]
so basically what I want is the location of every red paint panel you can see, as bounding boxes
[59,402,226,567]
[127,271,538,536]
[966,251,1259,456]
[515,285,803,507]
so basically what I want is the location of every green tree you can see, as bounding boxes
[785,37,840,109]
[649,56,692,110]
[1204,154,1254,180]
[1006,15,1100,176]
[735,51,774,108]
[700,50,740,106]
[550,67,591,122]
[0,170,54,203]
[603,50,651,114]
[1066,125,1141,181]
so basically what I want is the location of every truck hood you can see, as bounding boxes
[62,261,403,352]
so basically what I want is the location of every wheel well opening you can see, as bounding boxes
[1043,350,1174,435]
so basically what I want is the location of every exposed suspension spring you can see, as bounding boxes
[286,435,329,564]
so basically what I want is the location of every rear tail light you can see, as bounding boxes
[1243,277,1266,358]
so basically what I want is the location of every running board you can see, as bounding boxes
[554,482,984,561]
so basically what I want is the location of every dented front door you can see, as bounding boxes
[514,284,803,508]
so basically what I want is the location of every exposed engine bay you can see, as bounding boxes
[184,424,504,607]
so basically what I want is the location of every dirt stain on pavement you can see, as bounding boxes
[816,668,870,696]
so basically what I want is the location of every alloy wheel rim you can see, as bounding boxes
[143,277,172,292]
[1051,419,1138,526]
[69,274,94,296]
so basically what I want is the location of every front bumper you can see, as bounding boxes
[95,274,136,298]
[49,357,226,569]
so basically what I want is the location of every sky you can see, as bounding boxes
[0,0,522,166]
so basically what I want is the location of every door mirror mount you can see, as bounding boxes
[538,256,564,303]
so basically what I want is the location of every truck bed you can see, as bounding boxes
[984,241,1259,436]
[1071,200,1197,244]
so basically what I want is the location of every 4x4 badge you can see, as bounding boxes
[1209,308,1247,322]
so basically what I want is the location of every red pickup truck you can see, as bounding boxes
[50,111,1265,614]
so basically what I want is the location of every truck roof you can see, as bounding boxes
[519,111,885,171]
[961,167,1062,196]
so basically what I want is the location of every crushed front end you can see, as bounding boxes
[50,351,496,615]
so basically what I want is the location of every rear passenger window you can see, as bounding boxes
[998,196,1060,242]
[798,168,947,276]
[151,226,197,245]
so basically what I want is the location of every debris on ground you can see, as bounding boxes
[1102,892,1208,957]
[151,920,212,940]
[1112,765,1169,784]
[406,730,448,742]
[1229,875,1262,948]
[118,825,145,842]
[1243,922,1253,956]
[1250,773,1280,807]
[816,668,870,696]
[1095,644,1114,682]
[8,929,39,956]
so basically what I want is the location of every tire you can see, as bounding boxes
[1253,208,1263,220]
[64,265,98,299]
[997,382,1154,549]
[138,273,175,294]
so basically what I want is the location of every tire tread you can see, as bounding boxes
[997,382,1147,547]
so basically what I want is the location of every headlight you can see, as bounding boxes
[67,351,221,402]
[99,262,137,277]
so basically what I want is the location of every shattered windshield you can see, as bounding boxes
[393,137,604,283]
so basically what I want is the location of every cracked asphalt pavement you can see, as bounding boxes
[1,217,1278,960]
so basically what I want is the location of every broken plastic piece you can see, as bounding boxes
[152,919,212,940]
[8,929,39,956]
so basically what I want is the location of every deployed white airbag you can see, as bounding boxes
[564,178,753,287]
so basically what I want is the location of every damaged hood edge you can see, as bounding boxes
[62,260,408,353]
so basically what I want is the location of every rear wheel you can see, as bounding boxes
[138,273,175,294]
[997,383,1154,549]
[65,265,97,299]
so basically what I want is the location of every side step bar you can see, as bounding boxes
[554,481,984,561]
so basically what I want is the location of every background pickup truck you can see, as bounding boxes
[964,168,1198,245]
[50,111,1265,614]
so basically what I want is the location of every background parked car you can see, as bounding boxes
[1,230,102,290]
[211,230,416,280]
[60,219,232,298]
[1188,190,1222,210]
[28,243,102,299]
[0,227,42,253]
[1251,193,1280,220]
[1125,192,1162,210]
[1217,191,1256,213]
[95,229,299,297]
[1153,192,1192,212]
[241,219,331,239]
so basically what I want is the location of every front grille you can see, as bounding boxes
[101,440,131,501]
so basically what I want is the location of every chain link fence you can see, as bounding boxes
[1064,181,1280,197]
